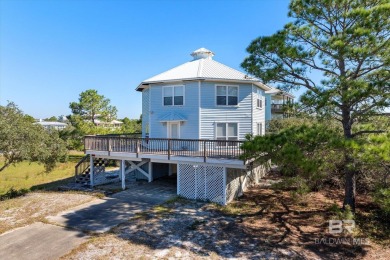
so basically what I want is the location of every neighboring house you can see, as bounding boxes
[265,88,295,121]
[82,48,293,205]
[35,121,68,130]
[94,119,123,128]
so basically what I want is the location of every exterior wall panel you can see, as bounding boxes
[200,82,254,140]
[149,82,200,139]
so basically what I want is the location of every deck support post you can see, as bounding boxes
[121,160,126,190]
[90,155,94,187]
[168,164,172,176]
[223,167,227,205]
[203,140,207,162]
[168,139,171,160]
[148,162,153,182]
[119,160,122,181]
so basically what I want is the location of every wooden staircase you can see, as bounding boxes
[74,155,109,186]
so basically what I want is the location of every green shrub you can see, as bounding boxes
[374,188,390,216]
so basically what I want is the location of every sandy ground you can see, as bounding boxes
[61,181,390,260]
[1,178,388,259]
[0,192,96,234]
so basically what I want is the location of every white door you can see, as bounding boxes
[168,122,180,139]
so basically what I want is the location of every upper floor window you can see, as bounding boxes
[163,86,184,106]
[257,89,262,109]
[216,85,238,106]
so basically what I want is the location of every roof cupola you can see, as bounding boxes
[191,48,214,60]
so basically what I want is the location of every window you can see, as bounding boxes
[216,122,238,146]
[216,85,238,106]
[163,86,184,106]
[257,89,262,108]
[257,123,263,136]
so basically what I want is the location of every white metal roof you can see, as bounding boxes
[136,48,272,91]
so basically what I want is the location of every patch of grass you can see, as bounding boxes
[132,212,151,221]
[164,195,189,205]
[0,151,82,197]
[153,205,172,215]
[209,200,258,216]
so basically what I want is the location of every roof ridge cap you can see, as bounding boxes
[197,59,203,77]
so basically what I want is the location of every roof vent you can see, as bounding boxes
[191,48,214,60]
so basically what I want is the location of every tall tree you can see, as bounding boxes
[242,0,389,210]
[69,89,117,124]
[0,102,68,172]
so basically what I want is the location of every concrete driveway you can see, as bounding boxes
[0,180,176,260]
[47,180,176,233]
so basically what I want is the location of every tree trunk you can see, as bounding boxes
[342,109,356,212]
[343,159,356,212]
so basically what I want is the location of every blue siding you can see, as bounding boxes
[142,88,150,138]
[142,80,267,140]
[252,86,266,136]
[200,82,254,140]
[148,81,200,139]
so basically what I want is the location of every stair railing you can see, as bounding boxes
[75,154,91,182]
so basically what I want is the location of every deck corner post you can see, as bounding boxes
[203,140,207,163]
[136,139,140,157]
[168,139,171,160]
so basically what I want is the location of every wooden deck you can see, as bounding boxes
[84,135,246,165]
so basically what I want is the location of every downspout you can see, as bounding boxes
[198,80,201,139]
[251,84,254,135]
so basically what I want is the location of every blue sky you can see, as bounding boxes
[0,0,295,119]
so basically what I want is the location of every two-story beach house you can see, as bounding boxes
[81,48,293,204]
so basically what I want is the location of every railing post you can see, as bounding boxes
[107,138,110,154]
[168,139,171,160]
[203,140,207,162]
[136,139,140,158]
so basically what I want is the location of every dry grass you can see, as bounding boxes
[0,152,84,197]
[0,191,95,234]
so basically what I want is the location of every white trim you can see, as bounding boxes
[251,84,254,135]
[167,122,180,138]
[162,85,185,106]
[149,87,152,137]
[214,84,239,107]
[177,165,180,195]
[214,122,240,146]
[121,160,126,190]
[256,122,263,136]
[198,80,201,139]
[84,151,246,168]
[137,78,273,92]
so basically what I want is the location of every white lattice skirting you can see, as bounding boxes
[178,163,267,205]
[178,164,225,204]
